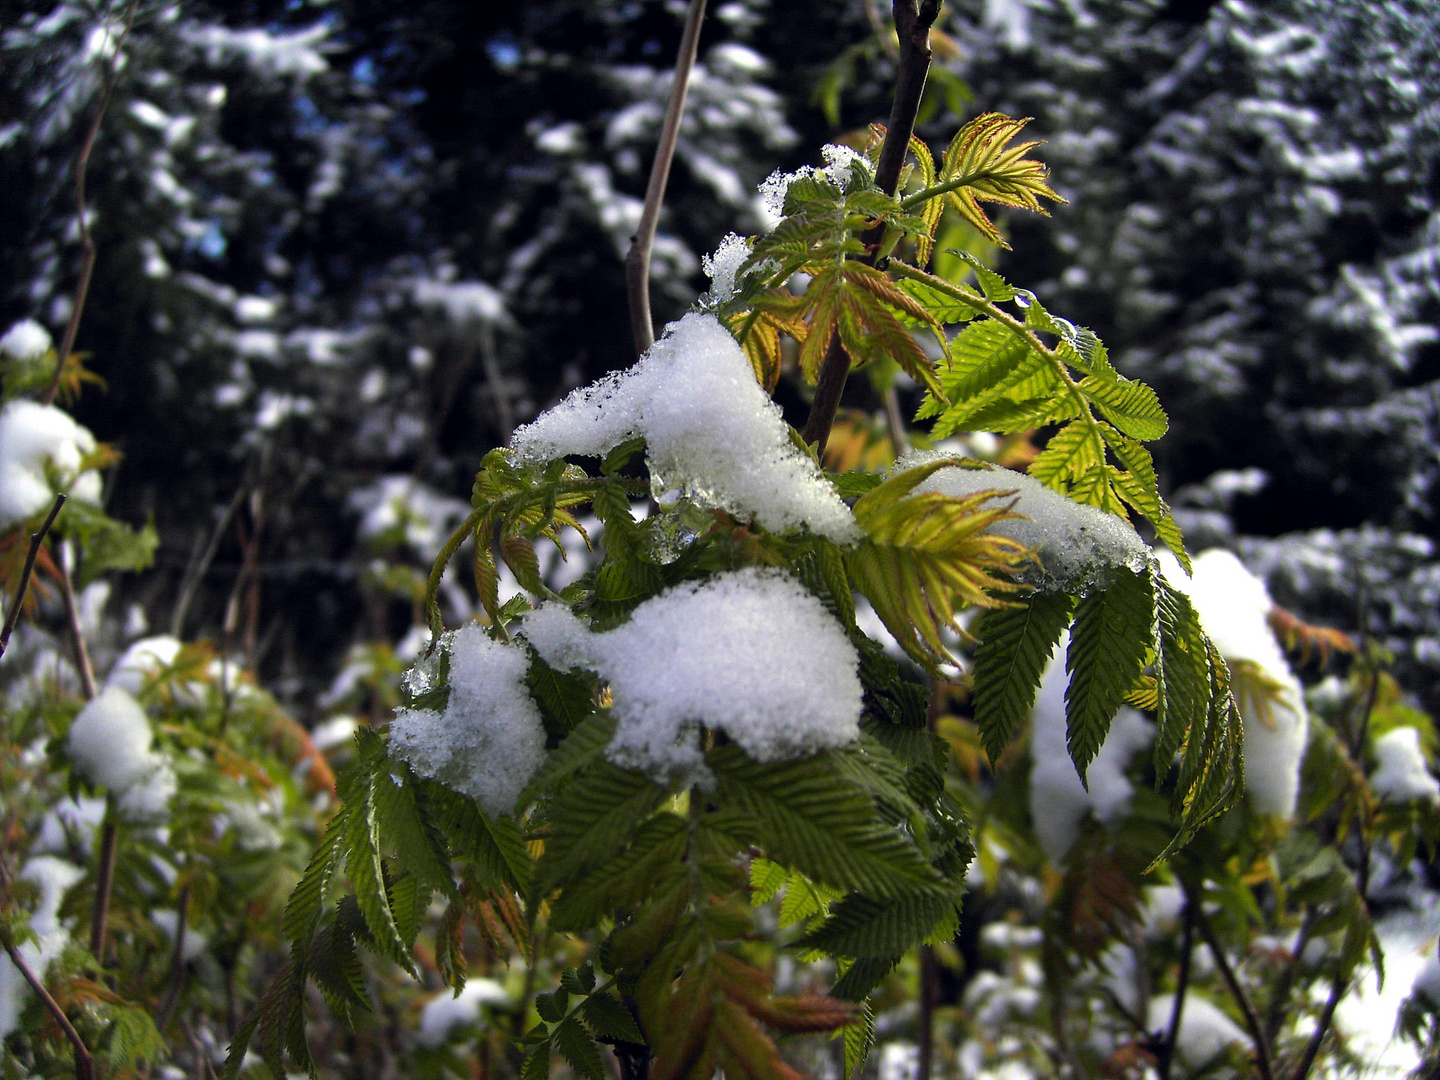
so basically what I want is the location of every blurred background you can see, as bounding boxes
[2,0,1437,714]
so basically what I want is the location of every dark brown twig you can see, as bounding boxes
[42,0,139,406]
[155,883,191,1031]
[58,542,98,698]
[89,812,117,961]
[1,935,95,1080]
[801,0,941,454]
[624,0,707,359]
[0,493,65,660]
[1289,973,1345,1080]
[171,482,249,638]
[1157,900,1195,1080]
[1188,889,1275,1080]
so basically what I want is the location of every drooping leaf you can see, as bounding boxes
[1065,566,1155,783]
[708,744,941,899]
[794,892,958,958]
[971,593,1077,763]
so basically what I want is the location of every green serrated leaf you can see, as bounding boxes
[554,1017,607,1080]
[581,993,647,1045]
[1079,375,1168,441]
[521,1043,553,1080]
[972,594,1077,763]
[1065,567,1155,782]
[521,710,617,806]
[795,892,957,958]
[537,762,666,894]
[708,745,941,899]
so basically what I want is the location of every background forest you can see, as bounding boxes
[2,1,1439,1078]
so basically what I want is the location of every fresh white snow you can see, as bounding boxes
[902,455,1150,594]
[417,978,510,1047]
[388,624,547,817]
[1370,727,1440,804]
[511,313,859,543]
[701,232,752,303]
[0,318,52,359]
[105,634,183,694]
[0,399,103,529]
[522,567,862,782]
[68,686,160,792]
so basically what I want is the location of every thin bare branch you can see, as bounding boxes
[156,883,192,1031]
[1188,888,1276,1080]
[0,493,65,660]
[1157,900,1195,1080]
[42,0,139,406]
[624,0,707,359]
[89,814,117,960]
[801,0,941,454]
[171,482,249,638]
[1289,973,1345,1080]
[1,936,95,1080]
[58,542,97,699]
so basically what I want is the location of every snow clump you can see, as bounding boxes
[352,475,472,553]
[511,313,859,543]
[0,856,85,1039]
[701,232,753,303]
[0,399,103,529]
[757,143,869,219]
[388,624,547,817]
[900,455,1149,593]
[1028,633,1154,862]
[522,567,862,782]
[67,687,177,822]
[1370,727,1440,804]
[1158,548,1308,817]
[0,318,52,359]
[105,634,183,694]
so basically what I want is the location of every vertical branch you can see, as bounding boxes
[1,936,96,1080]
[89,812,118,961]
[170,482,249,638]
[1188,891,1275,1080]
[624,0,707,359]
[801,0,942,453]
[1156,901,1195,1080]
[0,493,66,660]
[1289,974,1345,1080]
[156,882,192,1031]
[42,0,139,407]
[58,542,98,698]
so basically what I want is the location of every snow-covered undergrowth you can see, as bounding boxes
[510,313,859,543]
[388,623,546,817]
[522,567,862,783]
